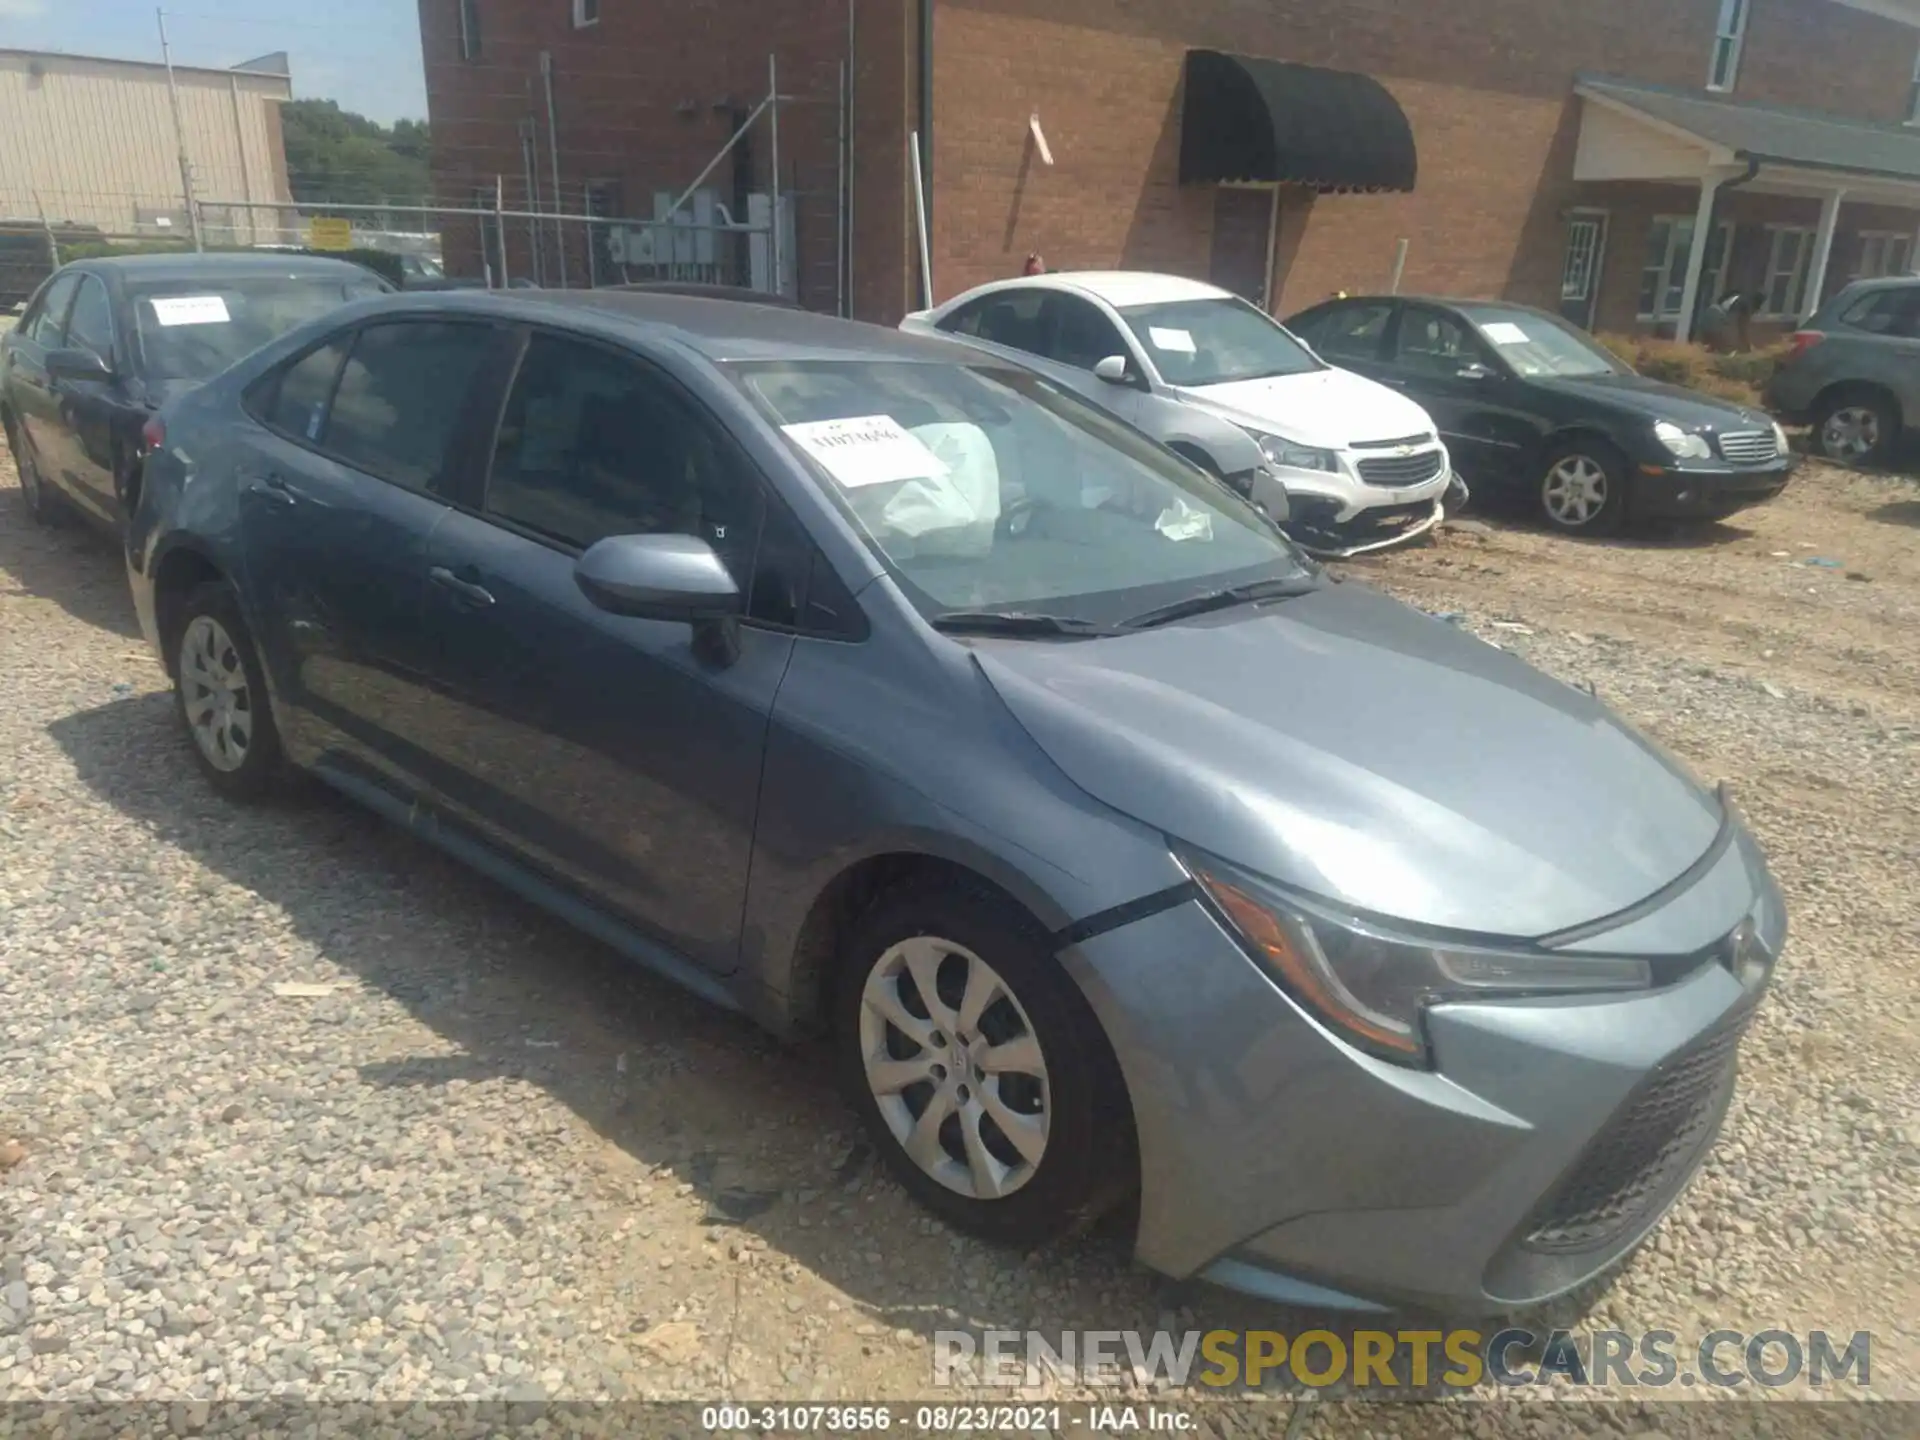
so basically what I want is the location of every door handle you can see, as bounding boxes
[429,565,496,608]
[246,473,298,507]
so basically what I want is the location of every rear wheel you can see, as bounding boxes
[168,582,287,800]
[1813,389,1898,467]
[1538,440,1627,536]
[835,879,1134,1247]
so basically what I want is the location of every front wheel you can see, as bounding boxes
[168,581,288,800]
[6,419,59,525]
[1538,441,1627,535]
[835,880,1134,1247]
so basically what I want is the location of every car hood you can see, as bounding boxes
[972,583,1724,938]
[1176,366,1438,448]
[1532,372,1773,432]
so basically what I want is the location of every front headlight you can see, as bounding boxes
[1654,420,1712,460]
[1252,432,1340,473]
[1184,853,1653,1066]
[1772,419,1791,456]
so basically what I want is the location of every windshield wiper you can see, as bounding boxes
[1119,575,1320,631]
[930,610,1122,639]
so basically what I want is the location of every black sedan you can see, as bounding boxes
[2,253,388,533]
[1285,296,1795,535]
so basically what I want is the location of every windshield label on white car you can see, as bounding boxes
[147,295,232,327]
[1482,321,1531,346]
[782,415,949,489]
[1148,326,1196,354]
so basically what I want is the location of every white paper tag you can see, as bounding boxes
[782,415,949,490]
[1155,501,1214,542]
[1148,326,1196,354]
[1482,321,1530,346]
[149,295,231,327]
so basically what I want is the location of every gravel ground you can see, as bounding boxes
[1,448,1915,1428]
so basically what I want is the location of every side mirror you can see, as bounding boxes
[574,533,742,622]
[47,347,112,382]
[1093,354,1135,386]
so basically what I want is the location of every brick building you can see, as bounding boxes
[421,0,1920,339]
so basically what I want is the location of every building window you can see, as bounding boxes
[459,0,482,60]
[1762,227,1817,318]
[1907,45,1920,125]
[1638,216,1732,321]
[1709,0,1748,92]
[1855,231,1915,281]
[572,0,600,27]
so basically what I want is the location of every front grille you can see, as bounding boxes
[1522,1005,1753,1254]
[1717,430,1781,465]
[1356,450,1446,487]
[1351,432,1434,451]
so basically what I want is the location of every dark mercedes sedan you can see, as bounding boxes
[1286,296,1795,535]
[1,253,388,533]
[127,290,1783,1315]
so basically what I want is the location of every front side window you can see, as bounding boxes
[485,333,762,578]
[63,276,115,363]
[322,322,495,491]
[24,272,81,346]
[730,360,1302,623]
[1391,307,1491,378]
[1046,294,1130,371]
[1458,305,1622,378]
[1117,296,1321,388]
[1762,227,1816,318]
[130,272,387,385]
[1709,0,1748,91]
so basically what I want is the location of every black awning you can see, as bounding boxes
[1179,50,1417,193]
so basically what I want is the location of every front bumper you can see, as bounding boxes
[1057,827,1782,1317]
[1283,473,1467,558]
[1636,458,1794,520]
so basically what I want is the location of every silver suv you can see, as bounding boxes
[1767,277,1920,466]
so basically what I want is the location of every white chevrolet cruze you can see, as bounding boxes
[904,272,1462,556]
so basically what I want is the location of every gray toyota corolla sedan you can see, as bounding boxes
[126,290,1784,1316]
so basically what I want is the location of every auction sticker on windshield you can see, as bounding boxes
[148,295,232,327]
[1482,321,1531,346]
[782,415,949,489]
[1149,327,1197,354]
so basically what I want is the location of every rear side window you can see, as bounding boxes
[1839,287,1920,338]
[261,339,350,441]
[942,291,1049,357]
[323,322,494,491]
[1311,302,1394,362]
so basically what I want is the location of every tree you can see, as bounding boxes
[279,100,432,209]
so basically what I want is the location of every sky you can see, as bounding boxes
[0,0,429,124]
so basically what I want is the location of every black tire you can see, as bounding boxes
[1812,387,1899,468]
[5,416,60,525]
[834,878,1135,1248]
[167,581,288,801]
[1537,439,1628,536]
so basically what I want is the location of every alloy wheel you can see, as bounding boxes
[1821,406,1881,463]
[1542,454,1609,527]
[178,615,254,773]
[858,935,1051,1200]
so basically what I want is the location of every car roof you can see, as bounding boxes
[954,271,1234,310]
[70,252,378,284]
[332,288,983,365]
[1291,294,1567,323]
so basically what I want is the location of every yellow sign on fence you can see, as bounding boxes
[307,217,353,251]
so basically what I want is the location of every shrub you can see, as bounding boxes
[1593,332,1786,409]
